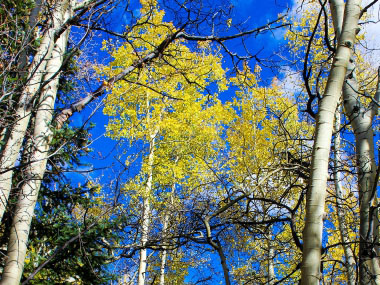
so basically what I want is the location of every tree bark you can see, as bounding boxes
[330,0,380,282]
[301,1,361,284]
[203,216,231,285]
[137,123,159,285]
[137,196,151,285]
[0,1,72,283]
[158,182,176,285]
[215,240,231,285]
[329,0,345,39]
[159,213,169,285]
[342,62,380,284]
[0,0,69,223]
[333,108,357,285]
[267,235,275,285]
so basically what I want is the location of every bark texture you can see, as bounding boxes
[138,197,151,285]
[267,235,275,285]
[0,1,72,283]
[158,183,175,285]
[333,108,357,285]
[330,0,380,282]
[343,62,380,284]
[0,0,68,222]
[301,1,361,284]
[159,213,169,285]
[138,125,158,285]
[329,0,345,38]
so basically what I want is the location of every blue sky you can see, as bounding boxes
[67,1,298,283]
[68,0,294,184]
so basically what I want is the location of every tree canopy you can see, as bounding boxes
[0,0,380,284]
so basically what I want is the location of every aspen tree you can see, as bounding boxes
[332,108,357,285]
[158,204,170,285]
[0,1,73,283]
[329,0,380,282]
[100,2,236,282]
[301,0,361,283]
[0,0,68,222]
[137,128,157,285]
[0,0,291,283]
[267,233,275,285]
[329,1,357,283]
[342,56,380,284]
[213,69,311,283]
[158,182,175,285]
[0,0,108,224]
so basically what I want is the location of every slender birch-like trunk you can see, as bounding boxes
[330,0,380,281]
[301,1,361,283]
[374,197,380,269]
[329,0,345,39]
[342,63,380,284]
[159,212,169,285]
[159,183,176,285]
[333,108,356,285]
[138,116,159,285]
[137,144,154,285]
[0,0,69,222]
[0,2,72,284]
[267,236,275,285]
[138,195,151,285]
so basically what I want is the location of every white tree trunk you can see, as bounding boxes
[0,1,72,283]
[333,108,356,285]
[159,183,176,285]
[137,197,151,285]
[329,0,380,282]
[301,1,361,284]
[329,0,345,39]
[342,62,380,284]
[137,127,158,285]
[0,0,69,222]
[159,214,169,285]
[267,236,275,285]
